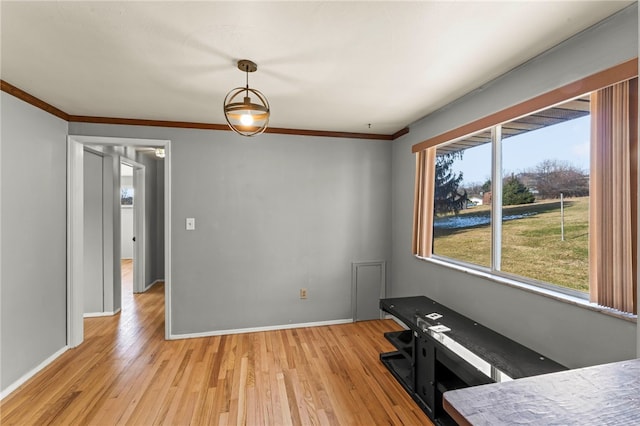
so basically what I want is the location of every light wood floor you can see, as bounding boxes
[1,260,432,425]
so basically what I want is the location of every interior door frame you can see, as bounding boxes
[67,135,172,348]
[120,158,146,294]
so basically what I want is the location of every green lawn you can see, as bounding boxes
[433,197,589,292]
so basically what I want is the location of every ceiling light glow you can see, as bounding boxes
[223,60,270,137]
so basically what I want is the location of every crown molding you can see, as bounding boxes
[391,127,410,140]
[1,80,409,141]
[264,125,396,140]
[1,80,69,121]
[68,115,398,140]
[68,114,230,132]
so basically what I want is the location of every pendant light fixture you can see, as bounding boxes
[223,59,270,137]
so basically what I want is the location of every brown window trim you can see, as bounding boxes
[412,58,638,154]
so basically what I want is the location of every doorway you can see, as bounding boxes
[67,136,172,348]
[120,158,146,295]
[120,162,135,298]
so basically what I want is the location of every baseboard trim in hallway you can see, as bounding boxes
[144,279,163,292]
[83,308,121,318]
[0,345,69,400]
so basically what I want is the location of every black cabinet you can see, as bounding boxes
[380,296,567,425]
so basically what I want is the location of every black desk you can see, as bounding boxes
[380,296,566,425]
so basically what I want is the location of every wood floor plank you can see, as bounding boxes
[1,260,434,425]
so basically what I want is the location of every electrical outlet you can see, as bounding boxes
[300,288,307,299]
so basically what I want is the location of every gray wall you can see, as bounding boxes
[391,4,638,369]
[1,93,68,391]
[84,150,105,313]
[82,149,119,314]
[104,148,121,312]
[155,161,165,282]
[80,146,120,314]
[102,152,116,312]
[69,123,392,335]
[135,153,165,286]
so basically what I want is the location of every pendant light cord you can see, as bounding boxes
[245,65,249,97]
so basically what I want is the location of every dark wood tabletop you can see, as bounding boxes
[443,358,640,425]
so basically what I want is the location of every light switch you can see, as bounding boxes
[186,218,195,230]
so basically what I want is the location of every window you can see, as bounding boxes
[412,60,638,315]
[432,130,492,268]
[121,187,134,206]
[499,101,590,293]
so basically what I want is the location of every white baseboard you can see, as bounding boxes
[170,318,354,340]
[83,308,120,318]
[144,279,163,292]
[0,345,69,400]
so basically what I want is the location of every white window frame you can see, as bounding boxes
[430,116,590,301]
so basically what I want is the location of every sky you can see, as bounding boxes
[451,115,591,186]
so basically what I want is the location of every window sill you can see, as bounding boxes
[414,255,637,323]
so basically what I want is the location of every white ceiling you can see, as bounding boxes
[0,1,634,136]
